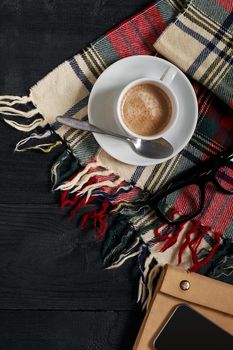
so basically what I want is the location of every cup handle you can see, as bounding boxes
[160,67,177,85]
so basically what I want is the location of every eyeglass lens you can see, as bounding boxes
[158,157,233,222]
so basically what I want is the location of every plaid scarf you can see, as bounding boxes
[0,0,232,307]
[154,0,233,107]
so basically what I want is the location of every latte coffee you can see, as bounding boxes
[120,83,172,136]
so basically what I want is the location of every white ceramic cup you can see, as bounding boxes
[116,67,178,140]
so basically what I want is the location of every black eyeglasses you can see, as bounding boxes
[148,146,233,224]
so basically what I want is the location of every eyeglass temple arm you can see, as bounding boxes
[169,147,233,181]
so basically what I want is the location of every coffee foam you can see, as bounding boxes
[121,83,172,136]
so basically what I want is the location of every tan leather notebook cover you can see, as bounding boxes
[133,265,233,350]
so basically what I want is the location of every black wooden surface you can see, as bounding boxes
[0,1,153,349]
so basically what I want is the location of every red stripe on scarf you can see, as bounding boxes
[132,15,158,51]
[143,4,168,36]
[107,29,136,57]
[107,3,168,58]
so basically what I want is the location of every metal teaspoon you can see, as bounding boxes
[56,116,173,159]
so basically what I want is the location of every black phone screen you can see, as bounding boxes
[154,304,232,350]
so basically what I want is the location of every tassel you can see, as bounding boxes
[80,200,110,239]
[23,140,62,153]
[0,106,38,117]
[51,150,80,190]
[137,244,159,308]
[56,160,125,204]
[103,217,142,268]
[62,192,81,208]
[60,175,93,207]
[64,192,109,239]
[4,117,45,132]
[56,161,102,191]
[177,221,222,271]
[93,183,134,201]
[205,238,233,279]
[153,212,185,253]
[78,177,123,202]
[15,130,52,150]
[60,173,96,208]
[143,264,161,310]
[190,230,222,272]
[14,129,62,153]
[178,222,196,264]
[137,277,144,303]
[59,171,113,239]
[0,95,31,106]
[107,250,140,268]
[106,237,140,268]
[69,170,114,193]
[69,196,95,220]
[61,190,80,208]
[0,94,45,131]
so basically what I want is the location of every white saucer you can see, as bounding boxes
[88,56,198,166]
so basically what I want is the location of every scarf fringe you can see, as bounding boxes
[0,95,31,106]
[142,264,161,310]
[153,216,222,272]
[0,106,38,118]
[8,127,223,308]
[51,150,81,190]
[14,129,62,153]
[56,160,125,203]
[0,95,61,151]
[55,161,104,191]
[61,188,111,239]
[136,219,222,308]
[53,154,223,309]
[58,163,124,239]
[0,94,45,131]
[106,237,141,268]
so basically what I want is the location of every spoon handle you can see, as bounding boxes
[57,116,132,141]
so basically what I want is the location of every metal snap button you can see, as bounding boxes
[180,280,190,291]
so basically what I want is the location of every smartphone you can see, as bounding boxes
[154,304,232,349]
